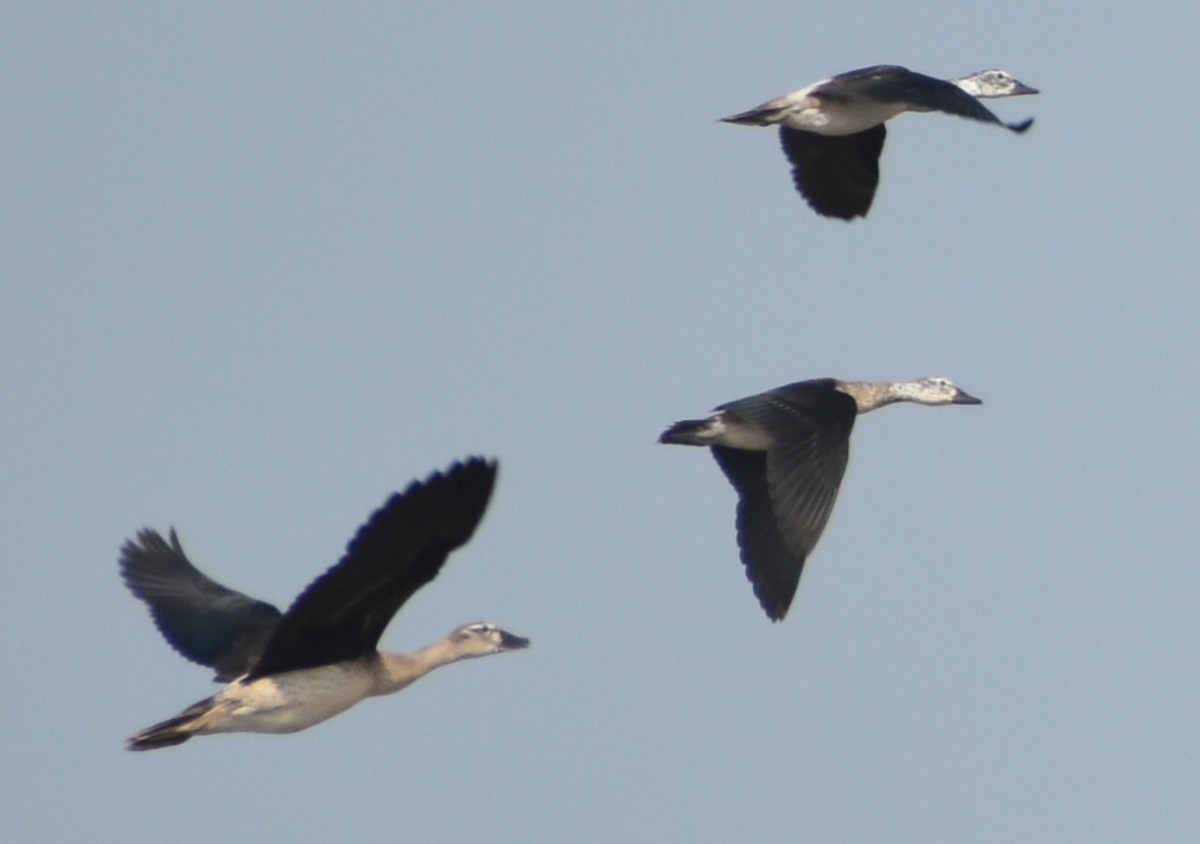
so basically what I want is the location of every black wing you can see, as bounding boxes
[712,447,804,621]
[779,125,886,220]
[247,458,498,679]
[119,528,283,681]
[713,383,857,619]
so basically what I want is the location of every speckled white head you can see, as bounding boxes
[899,376,983,406]
[950,69,1039,98]
[449,622,530,656]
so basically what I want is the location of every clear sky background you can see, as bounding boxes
[4,3,1198,842]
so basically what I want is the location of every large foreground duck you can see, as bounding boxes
[121,457,528,750]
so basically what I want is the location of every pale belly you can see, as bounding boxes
[204,662,379,735]
[780,99,909,136]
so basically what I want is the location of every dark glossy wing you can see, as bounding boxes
[820,65,910,91]
[119,528,283,681]
[247,458,498,679]
[779,125,886,220]
[713,382,858,619]
[711,447,803,621]
[830,66,1032,131]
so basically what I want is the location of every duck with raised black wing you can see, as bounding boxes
[122,457,528,750]
[660,378,981,621]
[722,65,1037,220]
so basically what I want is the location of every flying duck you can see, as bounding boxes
[121,457,528,750]
[660,377,982,621]
[721,64,1037,220]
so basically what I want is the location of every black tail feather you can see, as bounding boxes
[126,697,212,751]
[126,712,200,751]
[659,418,710,445]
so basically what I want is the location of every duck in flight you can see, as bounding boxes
[721,65,1038,220]
[121,457,528,750]
[660,378,982,621]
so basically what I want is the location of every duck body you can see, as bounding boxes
[723,84,909,136]
[137,660,381,747]
[661,378,981,621]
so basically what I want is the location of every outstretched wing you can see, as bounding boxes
[712,447,805,621]
[780,125,886,220]
[712,382,858,619]
[119,529,282,681]
[247,458,498,679]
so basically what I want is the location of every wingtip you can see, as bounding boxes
[450,455,499,478]
[422,456,500,500]
[413,455,502,542]
[742,551,797,623]
[753,585,792,623]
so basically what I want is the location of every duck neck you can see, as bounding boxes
[835,380,906,414]
[375,640,460,695]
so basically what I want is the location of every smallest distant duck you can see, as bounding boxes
[722,65,1038,220]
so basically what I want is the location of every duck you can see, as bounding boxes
[659,377,981,621]
[121,457,529,750]
[721,64,1037,220]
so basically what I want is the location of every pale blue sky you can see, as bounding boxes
[4,3,1199,842]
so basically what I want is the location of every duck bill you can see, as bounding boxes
[499,631,531,650]
[951,388,983,405]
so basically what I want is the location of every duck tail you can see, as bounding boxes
[658,417,715,446]
[125,697,213,751]
[719,106,777,126]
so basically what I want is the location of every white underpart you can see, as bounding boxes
[776,95,910,135]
